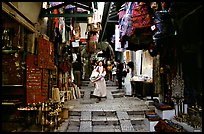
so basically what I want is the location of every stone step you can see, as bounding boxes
[69,111,81,116]
[127,110,145,115]
[92,125,121,132]
[92,111,117,116]
[92,120,120,126]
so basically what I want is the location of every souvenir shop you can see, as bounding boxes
[112,2,202,132]
[2,2,103,132]
[1,2,202,132]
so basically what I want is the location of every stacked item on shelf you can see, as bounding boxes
[145,111,161,121]
[144,110,161,132]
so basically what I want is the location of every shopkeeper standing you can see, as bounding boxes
[116,59,123,89]
[72,55,82,89]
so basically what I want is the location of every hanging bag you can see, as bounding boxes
[123,2,153,51]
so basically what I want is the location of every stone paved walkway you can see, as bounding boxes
[58,81,152,132]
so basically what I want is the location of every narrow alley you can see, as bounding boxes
[21,80,152,132]
[58,80,151,132]
[2,2,202,132]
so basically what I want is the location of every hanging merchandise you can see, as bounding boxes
[54,28,61,66]
[152,10,175,41]
[132,2,153,29]
[59,45,72,73]
[119,2,133,49]
[121,2,154,51]
[126,27,153,51]
[121,2,133,37]
[74,23,81,40]
[53,9,59,28]
[59,16,66,43]
[88,16,93,24]
[118,8,125,25]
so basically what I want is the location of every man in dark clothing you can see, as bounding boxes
[73,56,82,89]
[116,59,123,89]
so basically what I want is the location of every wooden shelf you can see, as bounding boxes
[2,49,19,54]
[2,85,24,87]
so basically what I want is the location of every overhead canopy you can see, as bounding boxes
[39,2,202,45]
[40,2,98,24]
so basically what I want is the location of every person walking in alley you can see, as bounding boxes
[124,61,134,96]
[112,61,117,83]
[116,59,123,89]
[73,55,82,89]
[91,61,107,103]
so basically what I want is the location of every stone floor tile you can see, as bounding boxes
[92,116,107,122]
[116,111,130,120]
[67,125,79,130]
[80,111,92,121]
[93,128,115,132]
[119,120,135,132]
[66,129,79,132]
[106,117,118,121]
[79,121,92,132]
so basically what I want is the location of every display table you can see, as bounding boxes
[131,81,154,99]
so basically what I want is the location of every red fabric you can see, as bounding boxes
[54,9,59,28]
[132,2,153,28]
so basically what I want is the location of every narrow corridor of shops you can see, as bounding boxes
[2,2,202,132]
[21,80,152,132]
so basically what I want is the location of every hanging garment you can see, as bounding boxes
[121,2,133,37]
[59,17,66,43]
[74,23,81,40]
[152,11,175,41]
[53,9,59,28]
[132,2,153,29]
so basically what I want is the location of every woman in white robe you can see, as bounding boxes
[91,61,107,103]
[124,64,132,96]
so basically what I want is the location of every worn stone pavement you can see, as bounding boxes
[57,80,154,132]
